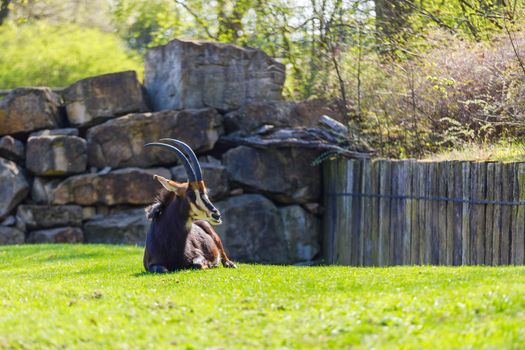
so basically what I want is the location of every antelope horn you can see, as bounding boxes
[144,142,197,183]
[160,138,203,181]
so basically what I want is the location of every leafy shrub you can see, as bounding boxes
[355,29,525,158]
[0,21,143,89]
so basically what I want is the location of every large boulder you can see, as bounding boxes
[222,146,321,203]
[0,88,62,135]
[26,134,87,176]
[223,101,295,134]
[215,194,290,264]
[16,205,83,231]
[171,162,229,200]
[0,158,29,220]
[279,205,321,262]
[224,100,347,135]
[50,167,170,206]
[145,39,285,111]
[0,227,25,245]
[0,136,25,163]
[83,209,147,245]
[86,109,222,169]
[62,71,149,127]
[27,227,83,243]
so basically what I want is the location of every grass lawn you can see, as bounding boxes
[0,245,524,349]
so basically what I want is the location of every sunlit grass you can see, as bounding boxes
[0,244,524,349]
[427,141,525,162]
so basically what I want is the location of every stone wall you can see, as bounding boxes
[0,39,347,264]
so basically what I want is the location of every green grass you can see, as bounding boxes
[427,141,525,162]
[1,245,524,349]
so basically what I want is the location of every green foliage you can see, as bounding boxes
[0,21,143,89]
[1,244,525,349]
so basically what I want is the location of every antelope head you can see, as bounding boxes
[144,138,222,225]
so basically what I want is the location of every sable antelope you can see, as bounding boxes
[143,138,236,272]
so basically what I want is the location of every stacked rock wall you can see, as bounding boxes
[0,39,340,264]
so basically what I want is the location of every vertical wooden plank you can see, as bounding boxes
[452,161,463,265]
[394,160,410,266]
[360,159,372,266]
[430,162,440,265]
[446,161,456,265]
[438,161,449,265]
[369,160,380,266]
[424,162,434,264]
[390,161,402,265]
[514,163,525,265]
[419,162,428,264]
[491,162,502,266]
[337,159,354,265]
[501,163,513,265]
[322,159,337,264]
[511,164,519,265]
[471,162,486,265]
[378,160,392,266]
[461,161,471,265]
[351,160,362,266]
[410,161,421,265]
[485,163,495,265]
[402,160,414,265]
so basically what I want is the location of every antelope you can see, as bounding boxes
[143,138,236,272]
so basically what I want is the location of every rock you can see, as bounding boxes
[0,158,29,220]
[1,216,16,227]
[31,177,62,204]
[171,162,229,200]
[62,71,149,127]
[27,227,83,243]
[145,39,285,111]
[83,209,147,245]
[215,194,290,264]
[0,227,25,245]
[30,128,79,137]
[222,146,321,203]
[26,135,87,176]
[0,136,25,163]
[229,188,243,196]
[0,87,63,135]
[304,202,323,215]
[86,109,223,169]
[223,99,346,135]
[279,205,321,262]
[82,207,97,220]
[50,167,170,206]
[293,98,346,126]
[223,101,295,134]
[16,205,83,231]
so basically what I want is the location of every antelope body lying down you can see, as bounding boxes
[143,139,236,272]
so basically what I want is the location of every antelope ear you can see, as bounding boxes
[154,175,187,196]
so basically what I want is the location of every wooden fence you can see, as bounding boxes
[323,158,525,266]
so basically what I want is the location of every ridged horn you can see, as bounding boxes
[159,138,203,181]
[144,142,197,182]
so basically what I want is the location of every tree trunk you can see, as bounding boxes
[0,0,10,25]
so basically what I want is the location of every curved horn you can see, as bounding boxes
[160,138,203,181]
[144,142,197,182]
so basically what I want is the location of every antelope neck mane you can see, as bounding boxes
[145,188,177,220]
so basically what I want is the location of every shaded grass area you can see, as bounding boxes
[0,245,524,349]
[427,141,525,162]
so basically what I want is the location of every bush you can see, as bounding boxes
[355,29,525,158]
[0,22,143,89]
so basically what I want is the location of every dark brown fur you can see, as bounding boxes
[143,188,235,272]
